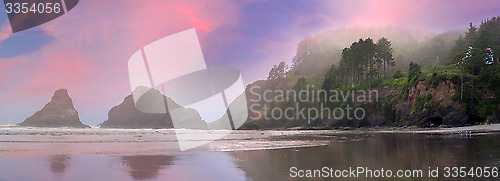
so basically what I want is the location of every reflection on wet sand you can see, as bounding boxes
[230,134,500,180]
[121,155,173,180]
[48,155,71,177]
[0,133,499,180]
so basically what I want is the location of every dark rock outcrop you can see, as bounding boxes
[100,87,207,129]
[239,78,484,129]
[18,89,88,128]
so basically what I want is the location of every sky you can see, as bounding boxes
[0,0,499,125]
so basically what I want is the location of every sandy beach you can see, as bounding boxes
[1,124,499,158]
[0,126,331,157]
[1,125,499,180]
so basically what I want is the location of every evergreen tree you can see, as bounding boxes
[376,37,394,78]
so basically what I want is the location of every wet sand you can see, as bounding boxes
[0,125,499,180]
[0,127,332,157]
[1,124,499,158]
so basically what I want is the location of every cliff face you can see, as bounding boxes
[401,80,469,127]
[240,78,499,130]
[18,89,87,128]
[100,88,207,129]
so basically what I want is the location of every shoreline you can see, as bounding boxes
[1,123,500,135]
[0,124,498,158]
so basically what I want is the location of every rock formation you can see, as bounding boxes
[18,89,88,128]
[100,87,207,129]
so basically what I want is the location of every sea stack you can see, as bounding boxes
[18,89,87,128]
[100,87,207,129]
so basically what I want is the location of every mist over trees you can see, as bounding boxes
[262,20,496,104]
[247,17,500,129]
[395,30,463,68]
[323,37,394,89]
[265,26,463,90]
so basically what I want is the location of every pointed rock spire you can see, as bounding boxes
[18,89,88,128]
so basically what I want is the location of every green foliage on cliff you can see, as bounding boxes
[253,17,499,127]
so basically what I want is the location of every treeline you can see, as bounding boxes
[449,17,500,89]
[263,20,497,93]
[265,27,462,90]
[248,17,500,128]
[322,37,394,90]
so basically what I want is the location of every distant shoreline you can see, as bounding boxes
[0,123,499,135]
[0,124,498,157]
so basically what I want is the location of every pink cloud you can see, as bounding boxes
[18,50,91,94]
[40,0,240,48]
[0,58,26,86]
[1,0,499,125]
[323,0,431,28]
[324,0,500,32]
[0,0,241,124]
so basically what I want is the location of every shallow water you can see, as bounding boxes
[0,133,499,180]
